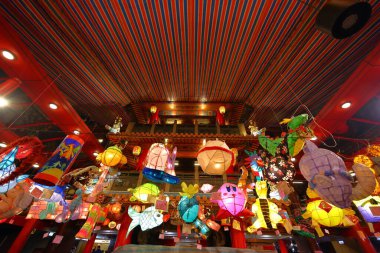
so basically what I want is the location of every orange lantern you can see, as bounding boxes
[150,105,157,114]
[206,219,221,231]
[219,106,226,114]
[110,202,122,214]
[133,146,142,156]
[97,146,127,167]
[103,218,110,226]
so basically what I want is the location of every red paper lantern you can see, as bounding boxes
[133,146,142,156]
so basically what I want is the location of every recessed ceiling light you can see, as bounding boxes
[98,138,104,143]
[1,50,15,60]
[0,97,9,107]
[93,152,99,157]
[200,103,206,110]
[49,103,58,110]
[33,163,39,168]
[291,157,296,162]
[73,130,80,135]
[169,103,175,109]
[341,102,351,109]
[311,136,317,141]
[0,142,7,148]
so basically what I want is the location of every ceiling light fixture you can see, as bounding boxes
[311,136,318,141]
[98,138,104,143]
[1,50,15,60]
[0,97,9,107]
[73,130,80,135]
[49,103,58,110]
[169,103,175,109]
[200,103,206,110]
[0,142,7,148]
[33,163,39,168]
[93,152,99,157]
[341,102,351,109]
[291,157,296,162]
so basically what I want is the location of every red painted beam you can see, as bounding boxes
[0,16,103,157]
[313,43,380,139]
[0,122,19,144]
[0,77,21,97]
[350,117,380,126]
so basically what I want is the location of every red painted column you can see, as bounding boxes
[114,210,132,249]
[230,228,246,248]
[83,233,97,253]
[350,223,376,253]
[7,219,38,253]
[278,239,288,253]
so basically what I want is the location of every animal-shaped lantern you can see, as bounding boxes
[128,183,160,203]
[247,181,283,233]
[212,183,252,219]
[142,143,180,184]
[76,203,107,239]
[299,141,352,208]
[0,180,33,219]
[126,206,163,237]
[264,156,295,183]
[178,182,199,223]
[96,146,127,167]
[197,140,234,175]
[353,195,380,223]
[302,188,357,237]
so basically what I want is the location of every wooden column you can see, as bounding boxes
[278,239,288,253]
[124,122,135,133]
[165,183,170,192]
[238,123,247,136]
[172,120,177,133]
[216,122,221,134]
[137,170,144,186]
[114,209,133,249]
[194,165,199,185]
[222,173,227,183]
[150,123,156,134]
[194,119,198,134]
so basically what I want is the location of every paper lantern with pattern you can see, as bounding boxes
[264,156,295,183]
[178,196,199,223]
[197,140,234,175]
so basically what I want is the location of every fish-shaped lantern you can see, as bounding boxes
[126,206,163,237]
[96,145,127,167]
[212,183,253,219]
[299,141,352,208]
[142,143,180,184]
[128,183,160,203]
[178,196,199,223]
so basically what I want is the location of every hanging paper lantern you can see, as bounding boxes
[299,141,352,208]
[110,202,122,214]
[264,156,295,183]
[126,206,163,237]
[304,200,344,227]
[142,143,180,184]
[128,183,160,203]
[178,196,199,223]
[351,163,376,200]
[197,140,234,175]
[353,196,380,223]
[247,181,283,232]
[34,135,84,186]
[150,105,157,114]
[200,184,214,193]
[206,219,221,231]
[368,145,380,157]
[354,155,373,168]
[133,146,142,156]
[96,146,127,167]
[108,221,117,229]
[231,148,238,166]
[212,183,251,218]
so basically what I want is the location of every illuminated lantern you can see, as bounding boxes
[129,183,160,203]
[206,219,221,231]
[197,140,234,175]
[142,143,180,184]
[150,105,157,114]
[219,106,226,114]
[264,156,295,183]
[126,206,163,237]
[353,195,380,222]
[354,155,373,168]
[247,181,283,232]
[0,147,18,193]
[76,203,106,239]
[351,163,376,200]
[368,145,380,157]
[212,183,251,218]
[194,218,210,235]
[299,141,352,208]
[178,197,199,223]
[111,202,122,214]
[34,135,84,186]
[103,218,110,226]
[133,146,142,156]
[303,200,344,227]
[200,184,213,193]
[231,148,238,166]
[108,221,117,229]
[96,146,127,167]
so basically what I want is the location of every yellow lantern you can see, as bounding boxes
[150,105,157,114]
[219,106,226,114]
[96,146,127,167]
[354,155,373,168]
[368,145,380,157]
[111,202,122,214]
[108,221,117,229]
[133,146,142,156]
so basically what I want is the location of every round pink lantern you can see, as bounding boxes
[197,140,234,175]
[214,183,246,216]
